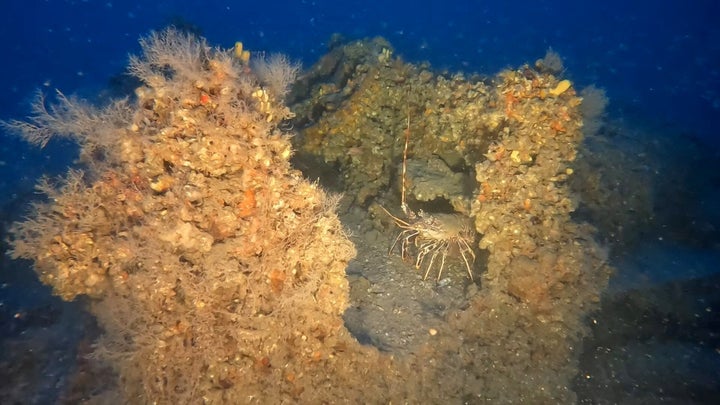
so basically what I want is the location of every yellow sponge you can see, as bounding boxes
[549,79,572,96]
[234,41,251,63]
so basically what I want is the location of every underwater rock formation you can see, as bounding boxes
[7,30,613,403]
[294,42,494,209]
[294,38,613,403]
[6,29,400,403]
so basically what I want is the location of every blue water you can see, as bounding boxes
[2,1,719,141]
[1,0,718,402]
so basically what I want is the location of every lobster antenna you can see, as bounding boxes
[401,107,411,217]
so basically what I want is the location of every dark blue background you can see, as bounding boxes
[1,0,718,138]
